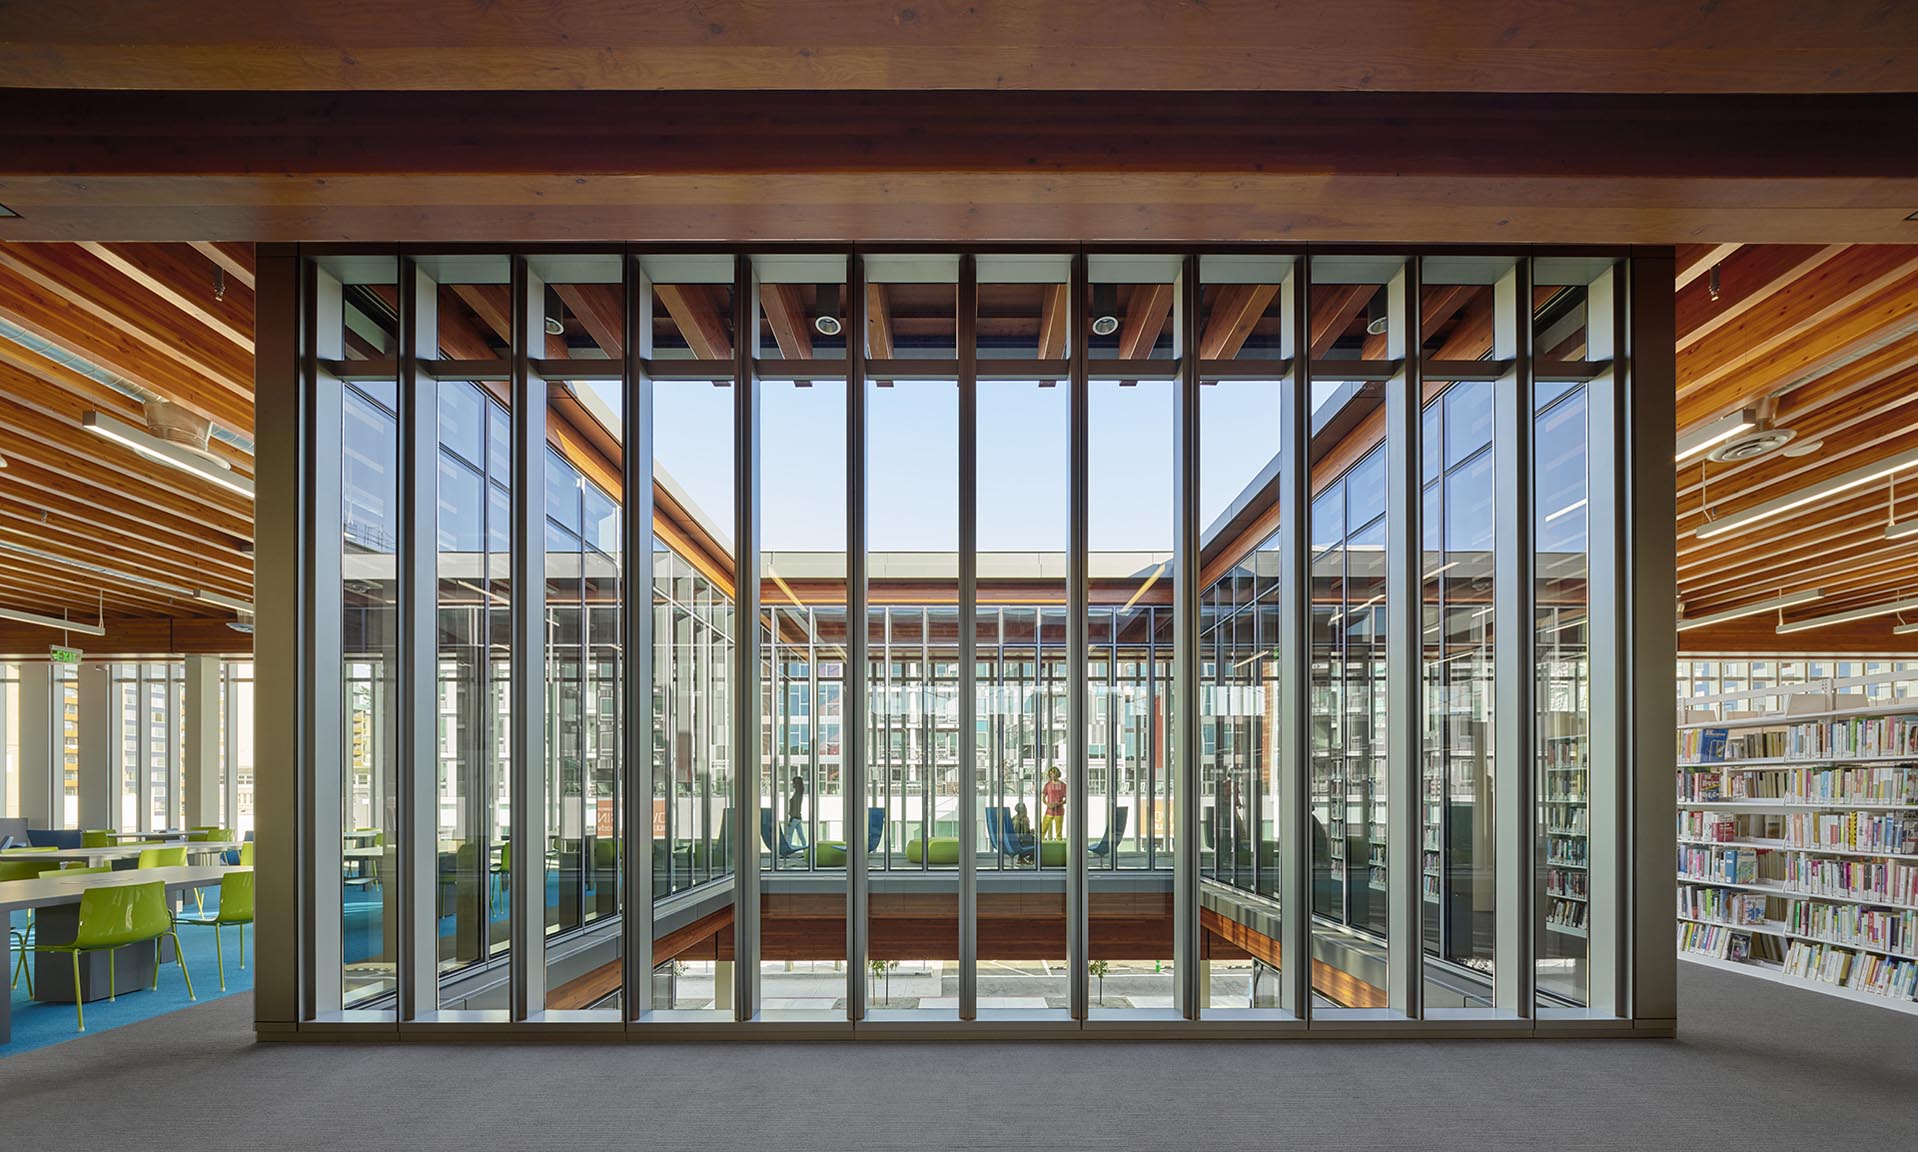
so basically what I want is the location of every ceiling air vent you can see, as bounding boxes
[1708,427,1797,463]
[144,399,232,469]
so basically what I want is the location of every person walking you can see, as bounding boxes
[1041,766,1066,840]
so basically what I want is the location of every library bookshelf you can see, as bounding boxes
[1676,699,1918,1015]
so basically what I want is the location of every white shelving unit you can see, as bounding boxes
[1676,697,1918,1012]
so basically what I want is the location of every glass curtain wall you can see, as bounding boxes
[285,245,1653,1034]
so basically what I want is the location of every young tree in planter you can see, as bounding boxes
[1088,959,1110,1005]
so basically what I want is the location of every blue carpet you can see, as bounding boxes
[4,892,250,1058]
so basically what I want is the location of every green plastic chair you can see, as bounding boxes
[174,871,254,990]
[239,841,255,867]
[3,857,66,993]
[31,879,194,1031]
[81,830,117,849]
[62,864,112,874]
[137,845,189,868]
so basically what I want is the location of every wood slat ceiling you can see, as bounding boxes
[1674,242,1918,653]
[1,240,1913,657]
[0,240,255,654]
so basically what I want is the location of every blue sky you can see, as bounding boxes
[644,378,1285,553]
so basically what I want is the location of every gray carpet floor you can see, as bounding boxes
[3,960,1914,1150]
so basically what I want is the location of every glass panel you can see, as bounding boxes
[1197,362,1286,1013]
[760,375,849,1012]
[342,380,399,1008]
[867,375,958,1013]
[1089,373,1175,1012]
[1421,382,1497,1010]
[1537,384,1591,1008]
[978,375,1070,1011]
[648,343,737,1012]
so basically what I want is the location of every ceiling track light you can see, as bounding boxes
[1676,589,1823,632]
[1695,447,1918,540]
[1775,594,1918,635]
[83,410,254,498]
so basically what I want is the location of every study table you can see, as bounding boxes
[0,865,244,1044]
[1,842,244,868]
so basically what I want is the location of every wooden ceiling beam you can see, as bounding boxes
[1308,284,1373,359]
[759,283,813,359]
[1117,282,1174,362]
[865,284,895,360]
[552,282,624,359]
[76,240,255,353]
[655,283,731,360]
[0,510,251,601]
[1035,282,1069,361]
[1201,283,1278,361]
[1675,380,1918,507]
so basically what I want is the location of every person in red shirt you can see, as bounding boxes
[1041,766,1067,841]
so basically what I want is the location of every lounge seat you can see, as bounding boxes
[904,836,961,866]
[813,807,886,867]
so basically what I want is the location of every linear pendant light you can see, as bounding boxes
[82,410,255,498]
[0,606,107,636]
[1893,621,1918,636]
[1695,447,1918,540]
[1775,594,1918,635]
[1675,408,1757,464]
[1887,517,1918,541]
[1675,589,1822,632]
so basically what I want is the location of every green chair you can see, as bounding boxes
[61,864,112,874]
[186,828,228,843]
[3,857,65,993]
[81,829,117,849]
[239,841,255,867]
[174,871,254,990]
[138,845,189,868]
[31,879,194,1031]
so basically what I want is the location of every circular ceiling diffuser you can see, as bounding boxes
[1708,427,1797,463]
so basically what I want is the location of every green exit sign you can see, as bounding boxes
[48,646,83,665]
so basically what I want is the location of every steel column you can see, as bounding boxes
[1067,252,1090,1020]
[1492,258,1536,1015]
[1171,254,1203,1018]
[845,258,871,1022]
[1278,256,1312,1021]
[731,253,763,1020]
[301,260,346,1019]
[1384,257,1425,1017]
[623,252,658,1019]
[958,254,980,1021]
[1624,252,1678,1026]
[396,256,440,1020]
[508,255,550,1020]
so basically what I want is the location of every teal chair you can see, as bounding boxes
[174,871,254,990]
[31,880,194,1030]
[2,856,65,993]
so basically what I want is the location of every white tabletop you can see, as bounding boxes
[1,841,244,865]
[0,864,247,914]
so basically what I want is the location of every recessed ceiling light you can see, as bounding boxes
[813,314,842,337]
[1365,316,1389,336]
[543,316,565,336]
